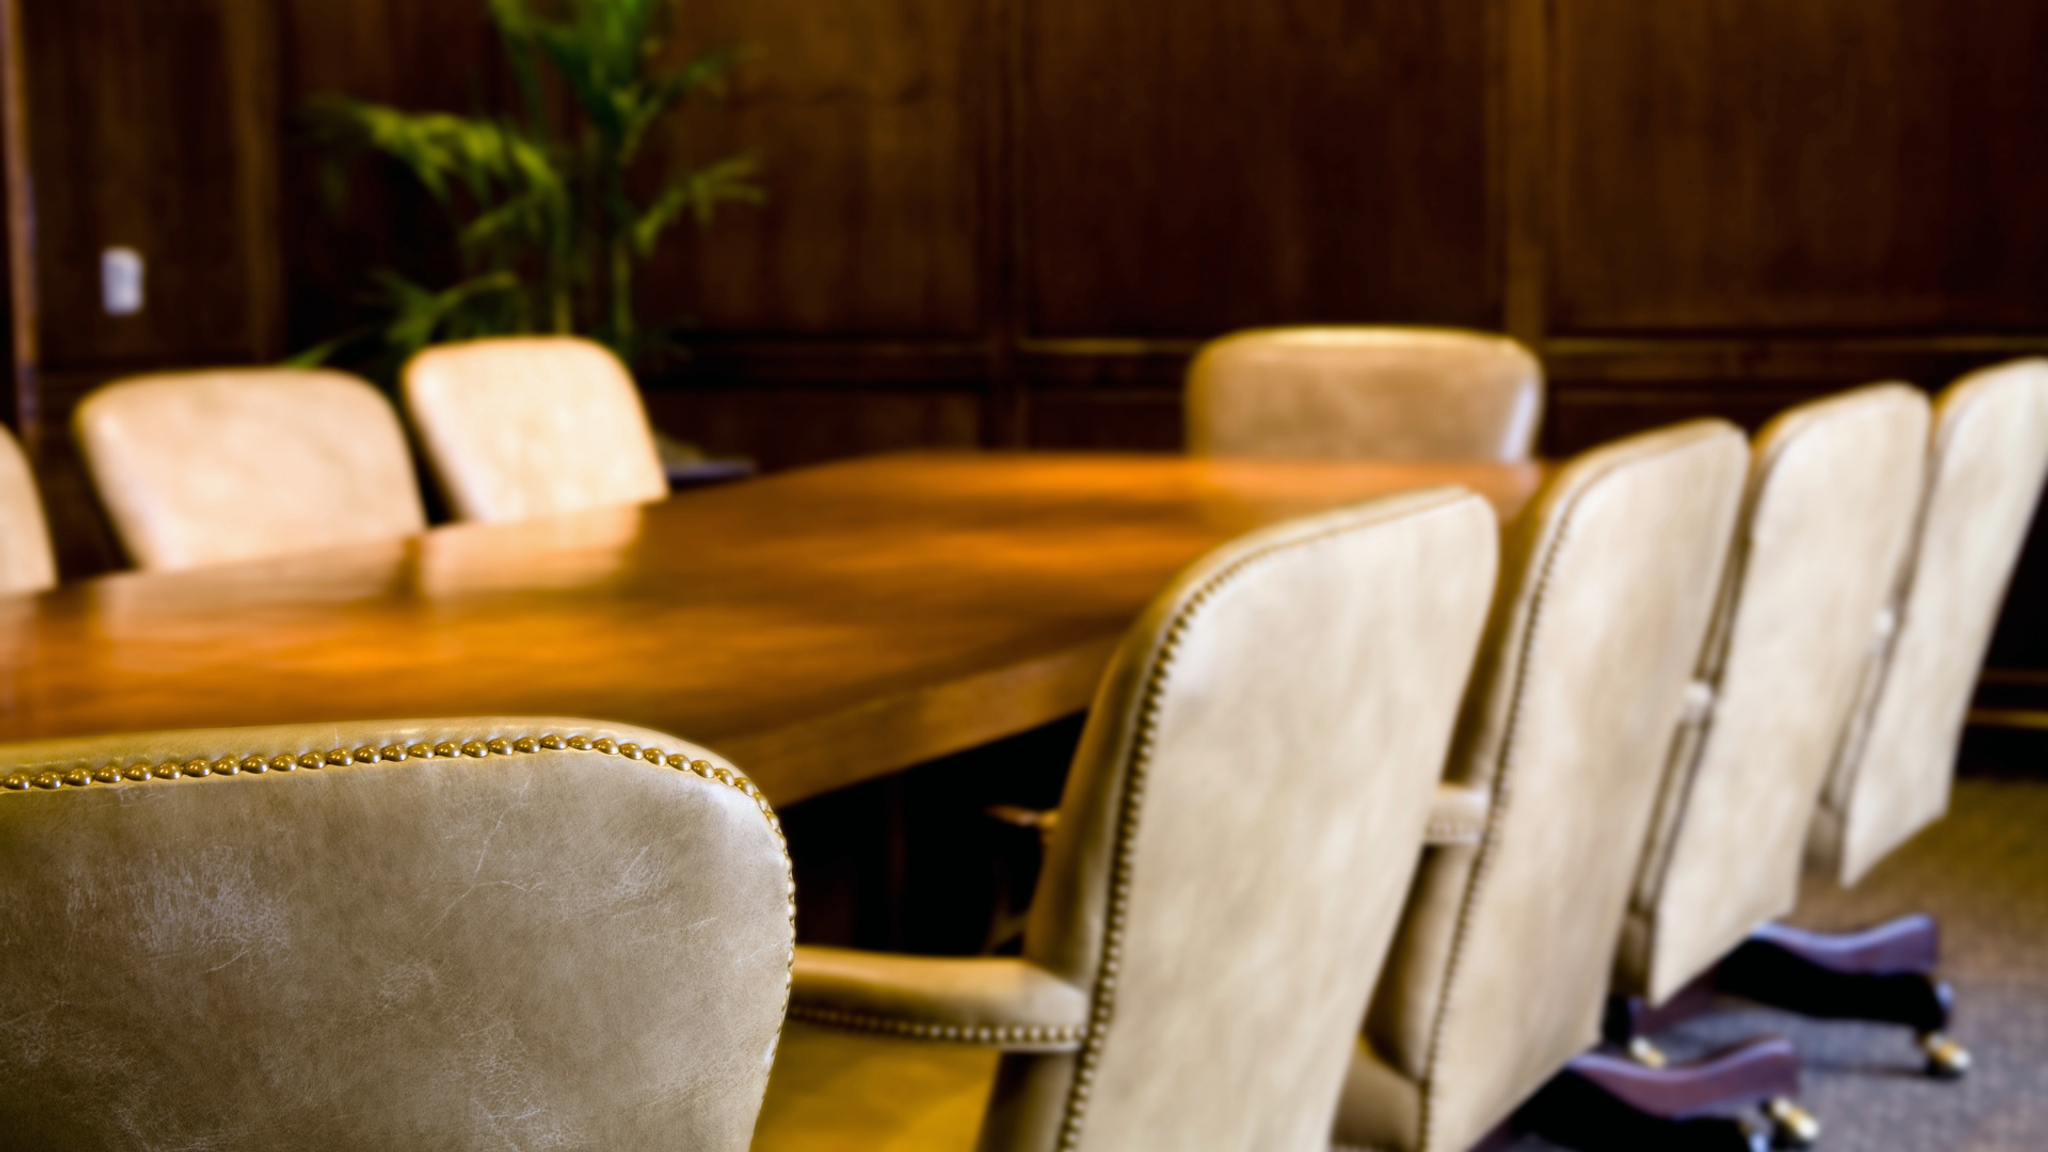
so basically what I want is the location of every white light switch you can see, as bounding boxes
[101,247,144,316]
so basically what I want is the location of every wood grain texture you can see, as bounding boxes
[21,0,280,369]
[643,385,983,472]
[1018,0,1495,338]
[0,453,1540,805]
[647,0,985,338]
[274,0,505,353]
[0,0,32,442]
[1551,0,2048,334]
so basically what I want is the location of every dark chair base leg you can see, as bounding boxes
[1513,1071,1768,1152]
[1565,1037,1801,1118]
[1716,913,1971,1078]
[1604,973,1720,1047]
[1512,1037,1817,1152]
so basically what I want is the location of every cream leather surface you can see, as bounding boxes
[1344,421,1749,1152]
[1809,360,2048,885]
[759,488,1501,1152]
[1617,386,1929,1004]
[791,948,1089,1052]
[0,717,793,1152]
[75,369,427,571]
[1185,327,1543,461]
[404,336,669,523]
[0,425,54,595]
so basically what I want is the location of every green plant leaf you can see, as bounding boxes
[631,155,763,256]
[303,0,761,372]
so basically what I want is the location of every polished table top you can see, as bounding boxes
[0,452,1541,805]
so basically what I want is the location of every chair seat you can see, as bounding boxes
[753,1022,998,1152]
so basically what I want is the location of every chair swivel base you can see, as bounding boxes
[1515,1036,1816,1152]
[1608,913,1971,1081]
[1718,914,1970,1079]
[1513,1066,1772,1152]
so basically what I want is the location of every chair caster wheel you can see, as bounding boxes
[1764,1097,1820,1149]
[1920,1031,1971,1080]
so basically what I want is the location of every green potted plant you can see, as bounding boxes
[299,0,760,378]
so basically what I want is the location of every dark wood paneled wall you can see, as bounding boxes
[23,0,2048,457]
[7,0,2048,665]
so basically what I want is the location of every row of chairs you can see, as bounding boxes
[0,335,670,585]
[755,361,2048,1152]
[0,326,1536,592]
[2,353,2041,1149]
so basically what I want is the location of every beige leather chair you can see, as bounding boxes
[0,717,792,1151]
[1618,385,1930,1006]
[1809,360,2048,886]
[75,369,427,571]
[755,487,1503,1151]
[0,424,55,595]
[1185,327,1543,461]
[1336,421,1750,1152]
[403,336,669,523]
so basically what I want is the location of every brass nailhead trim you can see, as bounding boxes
[2,734,772,812]
[2,725,798,1004]
[1411,476,1591,1152]
[1043,510,1445,1149]
[787,1004,1083,1047]
[1051,529,1330,1150]
[0,729,798,1022]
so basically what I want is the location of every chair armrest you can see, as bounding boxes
[1425,783,1491,846]
[789,945,1090,1052]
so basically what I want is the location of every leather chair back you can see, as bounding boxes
[1340,421,1748,1152]
[1003,489,1500,1151]
[1809,359,2048,885]
[75,369,426,571]
[0,718,793,1152]
[1186,327,1543,461]
[0,425,54,595]
[1617,385,1929,1005]
[404,336,668,523]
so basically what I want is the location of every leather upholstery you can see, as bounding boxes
[403,336,669,523]
[1185,327,1543,461]
[1342,421,1749,1152]
[1617,386,1929,1004]
[0,424,54,595]
[1425,784,1491,848]
[74,369,427,571]
[0,718,793,1152]
[1809,360,2048,885]
[758,488,1502,1152]
[790,949,1089,1052]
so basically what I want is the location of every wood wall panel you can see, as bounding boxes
[643,385,982,473]
[8,0,2048,674]
[24,0,280,370]
[275,0,503,352]
[1551,0,2048,335]
[649,0,985,338]
[1019,0,1495,338]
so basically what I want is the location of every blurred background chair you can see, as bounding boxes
[404,336,670,523]
[1811,359,2048,886]
[75,368,426,571]
[0,425,55,595]
[1334,421,1749,1152]
[1549,384,1931,1146]
[755,487,1501,1151]
[0,717,791,1152]
[1185,327,1543,461]
[1677,358,2048,1079]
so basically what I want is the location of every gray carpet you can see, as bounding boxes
[1514,775,2048,1150]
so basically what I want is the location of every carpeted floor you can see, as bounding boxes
[1513,771,2048,1151]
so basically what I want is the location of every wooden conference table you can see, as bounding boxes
[0,453,1541,806]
